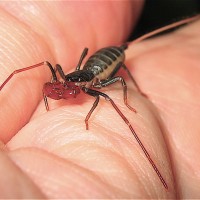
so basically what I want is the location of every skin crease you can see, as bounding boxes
[0,1,199,199]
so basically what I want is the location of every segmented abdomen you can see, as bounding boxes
[83,45,127,80]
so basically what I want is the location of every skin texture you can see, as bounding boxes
[0,1,199,199]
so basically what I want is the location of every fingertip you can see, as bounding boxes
[0,7,56,142]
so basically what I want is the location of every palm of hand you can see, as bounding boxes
[0,2,199,199]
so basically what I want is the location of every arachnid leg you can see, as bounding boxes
[93,76,136,112]
[85,95,100,130]
[0,61,57,91]
[55,64,66,80]
[43,92,49,111]
[81,86,167,189]
[76,48,88,71]
[122,64,147,98]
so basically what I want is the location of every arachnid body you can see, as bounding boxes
[1,15,199,190]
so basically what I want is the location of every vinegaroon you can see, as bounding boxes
[0,15,199,190]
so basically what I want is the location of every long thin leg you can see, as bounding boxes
[76,48,88,71]
[0,61,57,91]
[50,66,59,83]
[82,86,168,189]
[122,64,147,97]
[93,76,136,112]
[85,96,100,130]
[45,61,58,81]
[104,62,147,97]
[43,92,49,111]
[55,64,66,80]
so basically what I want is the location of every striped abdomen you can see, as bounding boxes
[83,45,127,80]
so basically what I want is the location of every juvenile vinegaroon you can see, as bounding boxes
[0,15,199,189]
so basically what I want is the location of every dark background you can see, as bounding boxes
[129,0,200,40]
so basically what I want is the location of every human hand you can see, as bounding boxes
[0,1,199,199]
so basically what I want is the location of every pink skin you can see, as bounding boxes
[0,1,200,199]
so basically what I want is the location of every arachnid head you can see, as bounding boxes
[43,81,80,100]
[65,70,94,82]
